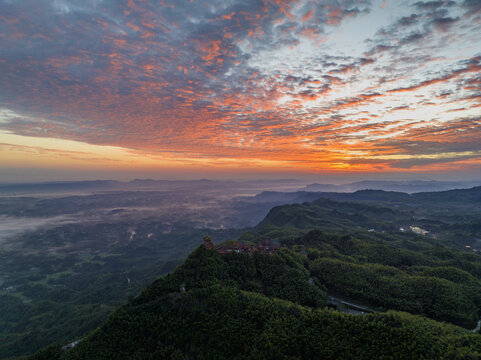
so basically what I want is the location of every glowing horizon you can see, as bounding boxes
[1,0,480,181]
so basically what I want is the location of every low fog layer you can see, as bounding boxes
[0,180,314,248]
[0,215,78,243]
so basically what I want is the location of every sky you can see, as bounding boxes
[0,0,480,182]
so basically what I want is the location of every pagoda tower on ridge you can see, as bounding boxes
[203,235,214,250]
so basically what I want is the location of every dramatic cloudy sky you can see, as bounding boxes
[1,0,480,181]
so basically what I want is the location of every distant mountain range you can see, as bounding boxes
[302,180,481,193]
[3,178,480,196]
[0,178,305,196]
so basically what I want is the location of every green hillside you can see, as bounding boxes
[33,245,481,359]
[242,187,481,248]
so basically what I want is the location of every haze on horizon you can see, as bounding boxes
[0,0,480,182]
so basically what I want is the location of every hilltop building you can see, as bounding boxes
[213,237,280,255]
[203,235,214,250]
[216,241,255,255]
[257,237,281,253]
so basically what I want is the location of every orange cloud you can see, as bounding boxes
[301,9,315,22]
[196,40,222,65]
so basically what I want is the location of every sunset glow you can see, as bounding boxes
[1,0,480,180]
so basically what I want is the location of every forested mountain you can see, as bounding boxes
[244,186,481,247]
[32,245,481,359]
[30,187,481,359]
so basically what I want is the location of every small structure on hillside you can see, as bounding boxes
[214,237,280,255]
[410,226,429,235]
[217,241,256,255]
[61,339,83,351]
[203,235,214,250]
[257,237,281,254]
[201,234,281,256]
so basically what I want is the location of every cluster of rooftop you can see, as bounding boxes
[410,226,429,235]
[202,236,280,255]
